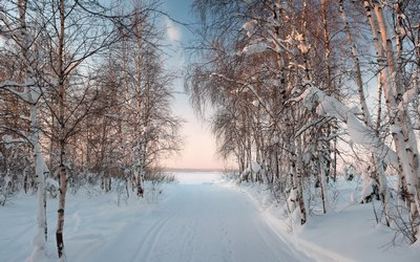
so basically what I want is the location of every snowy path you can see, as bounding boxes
[76,173,312,262]
[0,172,312,262]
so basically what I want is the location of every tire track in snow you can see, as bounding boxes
[178,219,197,262]
[130,215,172,262]
[142,216,173,262]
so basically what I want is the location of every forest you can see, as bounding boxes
[0,0,181,259]
[187,0,420,244]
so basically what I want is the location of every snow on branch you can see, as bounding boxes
[0,80,35,103]
[241,42,270,55]
[297,84,398,167]
[399,85,419,110]
[1,135,26,149]
[241,20,257,37]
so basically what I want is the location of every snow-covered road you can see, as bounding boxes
[1,172,312,262]
[76,172,311,262]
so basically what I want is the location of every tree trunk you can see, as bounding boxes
[372,3,420,235]
[295,136,307,224]
[18,0,49,258]
[56,140,67,258]
[339,0,371,126]
[318,138,328,214]
[56,0,67,257]
[31,100,49,259]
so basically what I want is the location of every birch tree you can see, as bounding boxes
[0,0,50,258]
[363,0,420,241]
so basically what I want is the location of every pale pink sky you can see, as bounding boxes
[159,1,231,170]
[160,37,226,169]
[162,113,227,170]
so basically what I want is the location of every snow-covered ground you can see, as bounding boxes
[0,172,310,262]
[231,178,420,262]
[1,172,419,261]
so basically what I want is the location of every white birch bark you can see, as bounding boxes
[56,0,67,258]
[29,90,49,261]
[371,2,420,231]
[13,1,50,259]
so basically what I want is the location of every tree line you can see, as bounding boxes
[0,0,181,259]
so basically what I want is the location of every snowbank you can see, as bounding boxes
[229,178,420,262]
[0,182,169,262]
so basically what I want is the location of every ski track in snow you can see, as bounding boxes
[0,173,313,262]
[82,174,312,262]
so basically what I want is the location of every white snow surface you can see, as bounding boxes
[0,172,311,262]
[234,178,420,262]
[1,172,420,261]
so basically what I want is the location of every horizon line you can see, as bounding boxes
[163,167,238,172]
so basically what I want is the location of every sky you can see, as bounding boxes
[158,0,228,170]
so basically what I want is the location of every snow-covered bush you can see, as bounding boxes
[344,165,356,181]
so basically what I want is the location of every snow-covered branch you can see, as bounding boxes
[0,80,35,103]
[297,84,398,167]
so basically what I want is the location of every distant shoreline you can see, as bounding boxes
[164,168,238,173]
